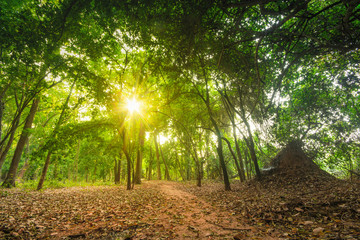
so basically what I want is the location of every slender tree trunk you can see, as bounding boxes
[216,133,231,190]
[0,118,20,175]
[222,136,243,181]
[37,151,51,190]
[121,128,132,190]
[17,138,31,180]
[125,151,131,190]
[2,98,39,188]
[114,158,118,183]
[159,143,171,180]
[154,133,162,180]
[134,122,145,184]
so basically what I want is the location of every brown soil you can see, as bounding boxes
[138,180,255,239]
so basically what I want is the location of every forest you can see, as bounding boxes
[0,0,359,239]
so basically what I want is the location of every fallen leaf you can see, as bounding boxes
[313,227,324,234]
[295,207,303,212]
[303,221,313,225]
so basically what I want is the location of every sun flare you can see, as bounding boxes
[126,98,140,114]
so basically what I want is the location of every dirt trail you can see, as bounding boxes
[139,181,254,239]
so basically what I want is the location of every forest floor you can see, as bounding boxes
[0,176,359,239]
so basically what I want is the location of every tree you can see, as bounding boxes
[2,98,39,187]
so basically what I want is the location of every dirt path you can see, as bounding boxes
[138,181,255,239]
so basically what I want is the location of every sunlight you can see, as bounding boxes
[126,97,141,114]
[159,134,169,145]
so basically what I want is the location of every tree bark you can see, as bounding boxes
[134,121,145,184]
[37,151,51,190]
[17,138,31,180]
[2,98,39,188]
[114,158,119,183]
[121,128,132,190]
[0,118,20,176]
[125,150,131,190]
[216,133,231,190]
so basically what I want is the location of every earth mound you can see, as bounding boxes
[261,140,336,183]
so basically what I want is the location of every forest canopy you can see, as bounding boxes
[0,0,359,190]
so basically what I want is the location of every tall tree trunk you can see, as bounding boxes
[134,122,145,184]
[154,133,162,180]
[121,128,132,190]
[244,129,261,178]
[2,98,39,188]
[37,151,51,190]
[125,151,131,190]
[17,137,31,181]
[216,133,231,190]
[114,158,118,183]
[159,143,171,180]
[0,118,20,176]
